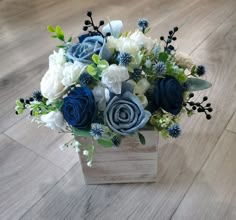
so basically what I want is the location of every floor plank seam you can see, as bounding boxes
[3,132,68,173]
[189,9,236,55]
[18,161,79,220]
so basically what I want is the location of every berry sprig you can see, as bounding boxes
[83,11,107,38]
[160,27,178,53]
[184,93,213,120]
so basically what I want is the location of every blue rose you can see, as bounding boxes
[62,87,96,129]
[66,35,111,64]
[104,91,151,136]
[153,76,184,115]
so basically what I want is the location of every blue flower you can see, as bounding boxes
[104,91,151,136]
[112,135,121,147]
[119,52,132,66]
[138,18,149,31]
[66,35,111,64]
[168,124,181,138]
[153,76,184,115]
[131,68,142,82]
[79,72,93,86]
[62,87,96,129]
[90,123,104,139]
[153,61,167,75]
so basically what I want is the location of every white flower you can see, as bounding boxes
[61,61,87,87]
[92,84,110,111]
[137,94,148,108]
[40,65,66,101]
[175,52,194,69]
[130,30,154,50]
[101,64,129,94]
[49,48,66,67]
[134,78,150,94]
[107,36,139,56]
[83,150,89,156]
[40,111,66,132]
[102,20,123,38]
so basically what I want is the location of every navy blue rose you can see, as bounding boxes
[104,91,151,136]
[153,76,184,115]
[62,87,96,129]
[66,35,111,64]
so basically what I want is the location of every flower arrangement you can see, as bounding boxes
[15,12,213,166]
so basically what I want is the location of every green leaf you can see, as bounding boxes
[72,127,91,137]
[138,132,146,145]
[92,54,100,64]
[55,25,63,35]
[57,34,65,41]
[87,64,97,76]
[51,35,57,38]
[158,52,169,62]
[56,45,66,48]
[177,72,188,84]
[68,36,72,42]
[47,25,55,32]
[98,138,113,148]
[186,78,212,91]
[54,100,63,110]
[16,100,23,107]
[97,60,109,70]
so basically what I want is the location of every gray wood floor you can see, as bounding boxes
[1,0,236,219]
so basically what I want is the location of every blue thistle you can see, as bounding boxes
[32,91,43,101]
[112,135,121,147]
[90,123,104,140]
[168,124,181,138]
[79,72,93,86]
[119,52,132,66]
[153,61,167,75]
[131,68,142,82]
[196,65,206,76]
[138,18,149,32]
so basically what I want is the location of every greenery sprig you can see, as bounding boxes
[160,27,178,53]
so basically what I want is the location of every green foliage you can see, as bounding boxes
[87,54,109,79]
[72,127,91,137]
[98,138,113,148]
[54,99,63,110]
[138,132,146,145]
[186,78,212,91]
[158,52,169,62]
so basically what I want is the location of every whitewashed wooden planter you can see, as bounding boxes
[78,130,159,184]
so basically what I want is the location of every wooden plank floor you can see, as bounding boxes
[1,0,236,219]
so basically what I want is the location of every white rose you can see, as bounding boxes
[101,64,129,94]
[92,84,110,111]
[175,52,194,69]
[40,65,65,101]
[41,111,66,132]
[130,30,154,50]
[61,61,87,87]
[49,48,66,67]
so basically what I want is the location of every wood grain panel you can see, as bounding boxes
[171,130,236,220]
[0,134,65,220]
[5,119,78,172]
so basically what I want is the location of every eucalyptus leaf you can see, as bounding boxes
[186,78,212,91]
[72,127,91,137]
[98,138,113,148]
[47,25,55,33]
[138,132,146,145]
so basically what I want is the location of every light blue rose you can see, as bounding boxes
[66,35,111,64]
[104,91,151,136]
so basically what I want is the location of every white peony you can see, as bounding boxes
[107,36,140,56]
[61,61,87,87]
[41,111,66,132]
[130,30,154,50]
[101,64,129,94]
[92,84,110,111]
[175,52,194,69]
[49,48,66,67]
[40,65,65,101]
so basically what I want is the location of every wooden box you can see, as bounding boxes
[78,130,159,184]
